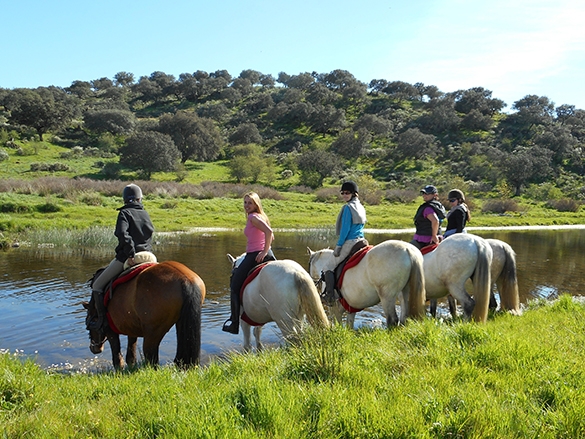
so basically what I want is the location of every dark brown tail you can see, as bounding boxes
[174,278,203,368]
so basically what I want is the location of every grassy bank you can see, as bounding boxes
[2,184,585,246]
[2,296,585,438]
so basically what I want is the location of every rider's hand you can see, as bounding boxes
[333,246,342,257]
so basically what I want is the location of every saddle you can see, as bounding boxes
[322,241,371,310]
[103,262,157,307]
[333,240,370,287]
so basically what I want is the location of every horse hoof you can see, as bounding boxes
[222,320,239,334]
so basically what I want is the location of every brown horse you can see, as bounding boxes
[83,261,206,370]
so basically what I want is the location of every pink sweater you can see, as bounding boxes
[244,214,266,252]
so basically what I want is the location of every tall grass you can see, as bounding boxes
[2,296,585,437]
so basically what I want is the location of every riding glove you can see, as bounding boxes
[333,245,342,257]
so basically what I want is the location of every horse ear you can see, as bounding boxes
[307,247,314,255]
[227,254,236,264]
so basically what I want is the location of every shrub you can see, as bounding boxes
[161,201,178,209]
[79,192,104,206]
[315,187,339,203]
[545,198,580,212]
[287,185,313,194]
[0,202,33,213]
[36,202,62,213]
[481,199,519,214]
[385,189,418,203]
[0,149,9,162]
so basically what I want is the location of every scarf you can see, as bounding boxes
[335,197,367,236]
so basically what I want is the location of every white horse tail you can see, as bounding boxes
[471,238,492,322]
[406,248,426,319]
[295,271,329,328]
[495,241,521,315]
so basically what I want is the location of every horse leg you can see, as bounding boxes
[253,326,263,351]
[330,301,345,326]
[242,321,252,352]
[452,290,475,320]
[447,295,457,318]
[346,312,357,329]
[107,334,124,370]
[142,336,163,367]
[429,299,438,317]
[126,336,138,367]
[379,296,399,328]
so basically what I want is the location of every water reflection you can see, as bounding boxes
[1,228,584,372]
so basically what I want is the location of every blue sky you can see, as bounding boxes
[3,0,585,110]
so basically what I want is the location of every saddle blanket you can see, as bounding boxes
[337,245,373,313]
[239,262,270,326]
[104,262,157,334]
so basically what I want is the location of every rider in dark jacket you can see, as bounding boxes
[410,185,446,250]
[444,189,471,238]
[90,184,155,331]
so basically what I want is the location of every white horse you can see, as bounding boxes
[423,233,493,322]
[227,255,329,351]
[307,240,426,329]
[430,237,521,318]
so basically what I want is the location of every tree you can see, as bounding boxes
[119,131,180,179]
[114,72,135,87]
[227,144,272,183]
[2,87,80,140]
[66,80,94,99]
[157,111,223,162]
[330,129,371,160]
[501,146,553,195]
[229,123,262,145]
[297,150,342,188]
[396,128,437,159]
[83,109,136,135]
[453,87,505,116]
[309,105,346,134]
[353,114,393,135]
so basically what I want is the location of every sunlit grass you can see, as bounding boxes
[2,296,585,437]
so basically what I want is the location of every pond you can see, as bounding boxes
[1,227,584,373]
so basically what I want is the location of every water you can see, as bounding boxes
[1,227,583,372]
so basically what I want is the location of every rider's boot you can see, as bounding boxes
[92,290,106,331]
[222,290,240,334]
[322,270,338,304]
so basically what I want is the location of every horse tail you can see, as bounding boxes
[471,238,492,323]
[496,242,521,315]
[296,270,329,328]
[175,276,204,368]
[406,248,426,320]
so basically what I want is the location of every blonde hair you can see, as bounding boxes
[244,192,271,226]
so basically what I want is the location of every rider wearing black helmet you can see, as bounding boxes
[321,181,367,302]
[90,183,155,331]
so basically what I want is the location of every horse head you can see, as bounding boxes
[227,253,245,270]
[82,301,107,354]
[306,247,335,281]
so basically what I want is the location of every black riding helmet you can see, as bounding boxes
[341,181,359,194]
[123,184,143,203]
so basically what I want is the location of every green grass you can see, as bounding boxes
[2,296,585,437]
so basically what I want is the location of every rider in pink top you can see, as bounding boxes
[222,192,275,334]
[245,213,266,253]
